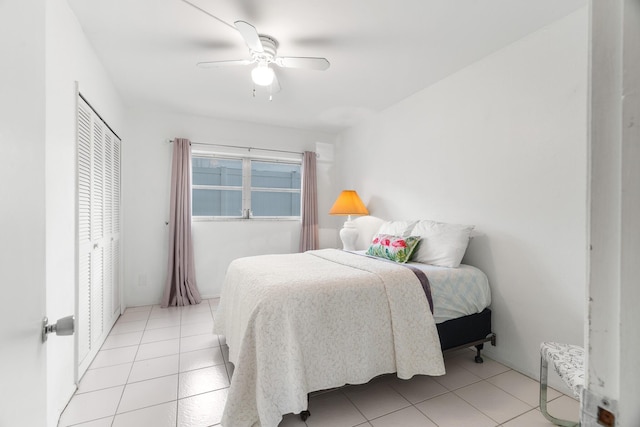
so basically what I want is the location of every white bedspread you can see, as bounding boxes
[213,249,445,427]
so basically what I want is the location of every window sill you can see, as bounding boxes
[192,217,301,222]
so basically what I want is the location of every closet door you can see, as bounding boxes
[112,137,121,315]
[77,101,93,366]
[103,131,122,322]
[103,131,113,329]
[77,96,121,378]
[90,118,105,349]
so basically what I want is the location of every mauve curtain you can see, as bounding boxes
[299,151,319,252]
[161,138,202,307]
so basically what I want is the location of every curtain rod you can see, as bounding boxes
[168,139,318,158]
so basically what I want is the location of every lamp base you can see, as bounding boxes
[339,219,359,251]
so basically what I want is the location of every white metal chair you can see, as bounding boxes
[539,341,584,427]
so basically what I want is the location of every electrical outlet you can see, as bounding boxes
[582,389,617,427]
[597,406,615,427]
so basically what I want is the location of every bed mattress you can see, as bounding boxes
[351,251,491,324]
[407,262,491,324]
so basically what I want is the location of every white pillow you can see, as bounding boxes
[411,220,474,267]
[376,220,417,237]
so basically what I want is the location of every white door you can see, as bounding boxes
[0,1,48,423]
[77,96,122,378]
[0,129,48,426]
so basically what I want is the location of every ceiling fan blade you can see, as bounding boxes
[234,20,264,53]
[197,59,252,68]
[179,0,236,31]
[275,56,330,71]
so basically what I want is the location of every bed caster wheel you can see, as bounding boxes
[300,410,311,421]
[475,355,484,363]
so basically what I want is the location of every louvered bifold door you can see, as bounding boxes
[103,130,122,323]
[103,131,113,329]
[76,96,122,379]
[90,118,105,351]
[77,101,93,368]
[112,137,121,314]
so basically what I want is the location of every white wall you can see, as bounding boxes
[0,1,47,426]
[122,109,337,307]
[335,8,588,385]
[585,1,640,425]
[45,1,125,424]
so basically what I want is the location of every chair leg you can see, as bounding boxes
[539,355,580,427]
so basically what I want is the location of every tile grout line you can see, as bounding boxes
[365,401,438,426]
[175,299,216,425]
[450,381,530,426]
[110,306,152,425]
[64,301,576,427]
[340,381,414,425]
[459,364,576,414]
[499,407,543,426]
[443,357,576,423]
[446,373,579,426]
[338,388,370,426]
[176,302,185,427]
[60,307,151,427]
[412,400,444,427]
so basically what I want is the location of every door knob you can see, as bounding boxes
[42,315,75,342]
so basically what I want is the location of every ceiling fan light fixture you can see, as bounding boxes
[195,18,329,93]
[251,63,274,86]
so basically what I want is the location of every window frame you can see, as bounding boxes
[191,151,302,221]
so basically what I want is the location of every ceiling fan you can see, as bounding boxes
[196,20,330,94]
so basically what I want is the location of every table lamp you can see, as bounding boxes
[329,190,369,251]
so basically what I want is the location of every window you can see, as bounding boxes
[192,157,243,217]
[192,154,301,218]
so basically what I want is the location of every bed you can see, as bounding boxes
[213,217,495,427]
[405,259,495,362]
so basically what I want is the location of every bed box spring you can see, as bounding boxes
[437,307,494,352]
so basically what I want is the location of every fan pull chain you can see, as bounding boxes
[251,84,274,101]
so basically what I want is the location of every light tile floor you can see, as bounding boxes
[59,299,579,427]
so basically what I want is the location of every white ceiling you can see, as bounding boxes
[67,0,586,133]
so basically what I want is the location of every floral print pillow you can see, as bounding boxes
[366,234,421,263]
